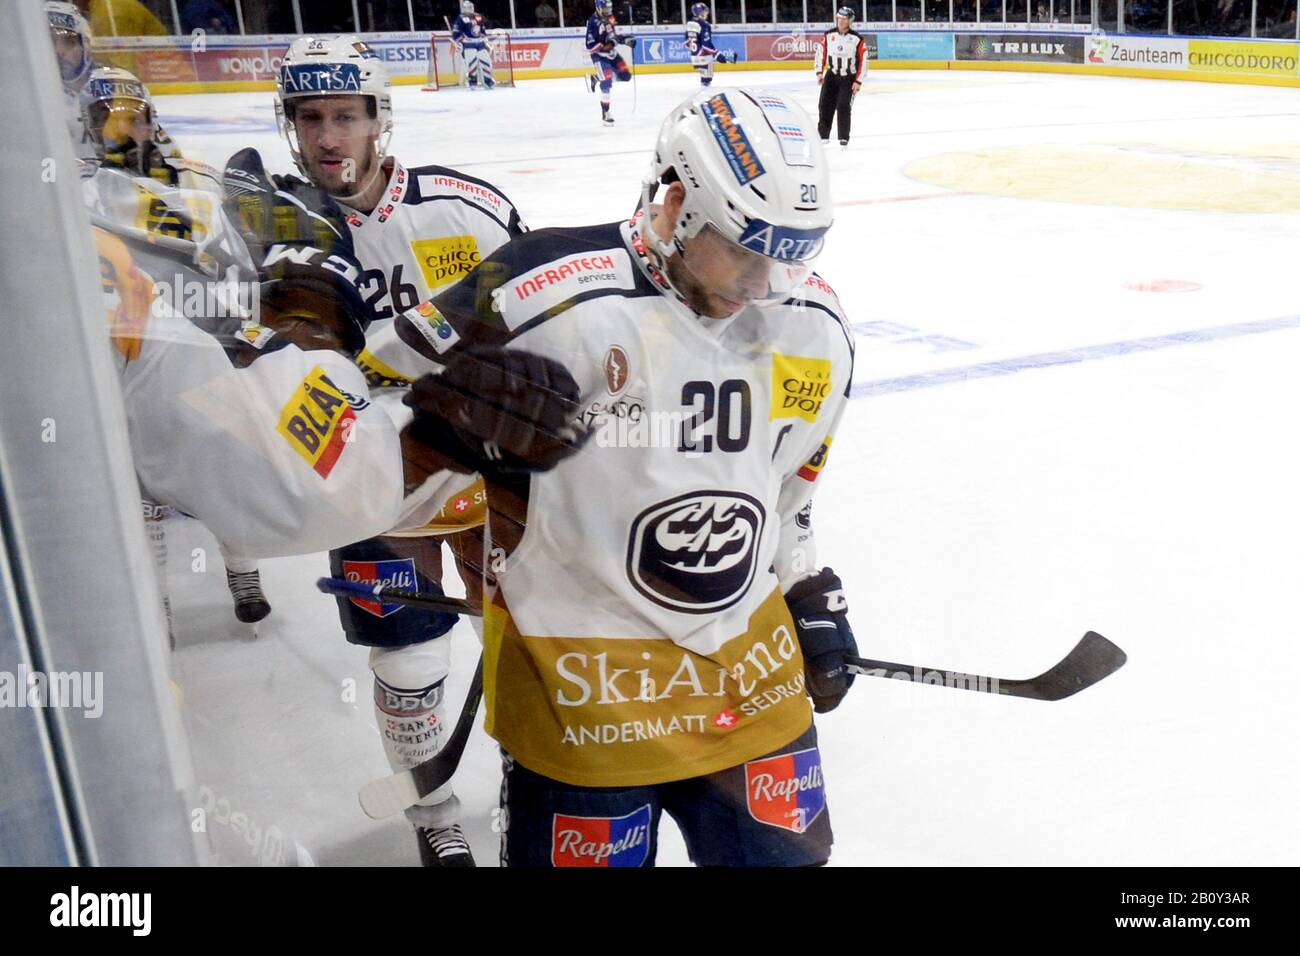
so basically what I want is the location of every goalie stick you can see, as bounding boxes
[317,577,1127,816]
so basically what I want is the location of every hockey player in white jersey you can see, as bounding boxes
[272,34,527,865]
[79,64,287,625]
[47,2,183,164]
[451,2,495,90]
[391,89,859,866]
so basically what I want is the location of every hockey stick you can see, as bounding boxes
[321,580,1125,703]
[315,576,471,616]
[624,5,637,113]
[315,577,487,819]
[361,654,485,820]
[845,631,1126,702]
[326,580,1124,815]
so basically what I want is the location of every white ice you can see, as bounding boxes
[156,68,1300,866]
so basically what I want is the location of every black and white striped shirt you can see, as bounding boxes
[815,28,867,80]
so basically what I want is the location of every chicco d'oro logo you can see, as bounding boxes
[626,491,765,613]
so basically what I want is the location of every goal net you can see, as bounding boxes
[423,31,516,90]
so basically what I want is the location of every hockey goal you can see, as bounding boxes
[422,31,515,90]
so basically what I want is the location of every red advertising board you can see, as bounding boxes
[746,32,820,62]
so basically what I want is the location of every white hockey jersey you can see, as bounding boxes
[84,165,421,558]
[329,157,524,534]
[393,214,855,787]
[338,158,525,390]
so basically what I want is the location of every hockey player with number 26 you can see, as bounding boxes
[268,34,526,867]
[392,89,860,866]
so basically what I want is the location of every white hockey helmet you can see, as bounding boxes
[46,1,94,90]
[461,1,475,13]
[640,88,833,305]
[275,35,393,181]
[80,66,157,154]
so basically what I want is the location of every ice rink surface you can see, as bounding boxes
[156,68,1300,865]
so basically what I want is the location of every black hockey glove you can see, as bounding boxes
[403,345,588,476]
[222,148,351,262]
[785,567,858,714]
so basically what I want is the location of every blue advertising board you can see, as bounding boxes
[634,32,746,66]
[876,32,954,62]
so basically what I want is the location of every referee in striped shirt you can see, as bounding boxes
[815,7,867,147]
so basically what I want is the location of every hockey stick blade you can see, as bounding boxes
[315,577,478,617]
[359,654,485,819]
[845,631,1126,701]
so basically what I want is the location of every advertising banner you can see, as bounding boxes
[955,33,1084,64]
[1085,34,1188,70]
[634,33,746,66]
[876,32,953,61]
[1188,39,1299,77]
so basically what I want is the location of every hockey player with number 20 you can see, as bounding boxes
[272,34,526,867]
[392,89,860,866]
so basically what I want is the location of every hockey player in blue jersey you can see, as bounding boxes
[685,3,717,87]
[451,1,494,89]
[586,0,632,125]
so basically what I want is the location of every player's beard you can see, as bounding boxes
[311,148,377,202]
[665,247,752,319]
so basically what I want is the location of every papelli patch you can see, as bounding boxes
[551,804,652,867]
[772,353,832,423]
[411,234,481,291]
[700,93,766,185]
[745,748,826,833]
[276,366,356,478]
[341,558,418,618]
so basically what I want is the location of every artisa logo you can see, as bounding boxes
[627,490,765,613]
[281,62,363,93]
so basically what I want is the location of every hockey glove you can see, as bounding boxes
[785,567,858,714]
[223,148,351,262]
[255,243,374,358]
[403,345,588,477]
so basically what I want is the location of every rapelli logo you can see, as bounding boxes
[745,748,826,833]
[551,805,652,867]
[342,557,418,618]
[276,366,356,478]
